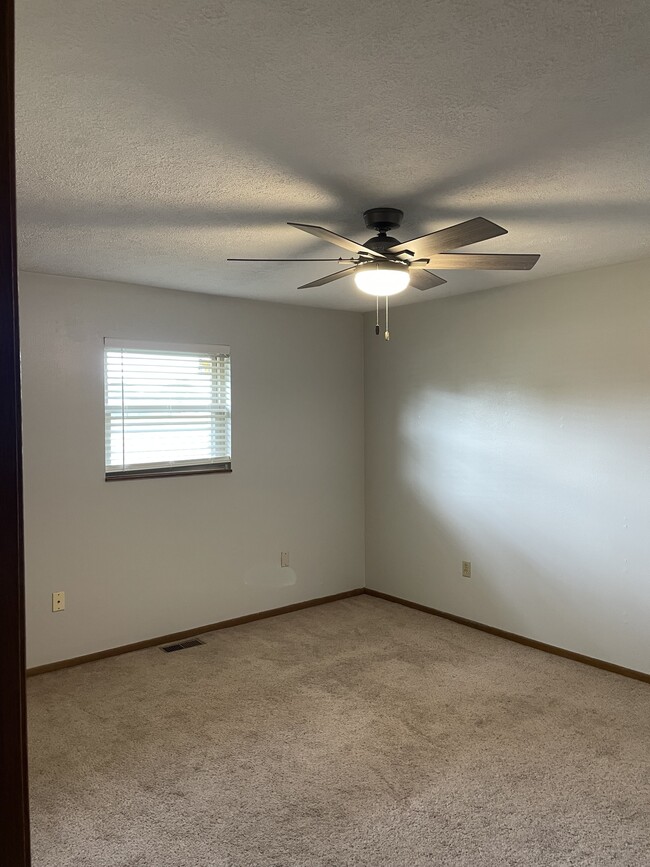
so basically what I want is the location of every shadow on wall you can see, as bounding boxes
[366,281,650,670]
[408,386,647,641]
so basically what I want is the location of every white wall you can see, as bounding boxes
[365,258,650,674]
[22,259,650,673]
[20,272,365,667]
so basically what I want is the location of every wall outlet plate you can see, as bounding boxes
[52,591,65,611]
[281,551,290,567]
[462,561,472,579]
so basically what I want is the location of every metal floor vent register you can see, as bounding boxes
[160,638,205,653]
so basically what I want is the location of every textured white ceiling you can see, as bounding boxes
[15,0,650,311]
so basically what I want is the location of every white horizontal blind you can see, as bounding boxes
[104,340,231,475]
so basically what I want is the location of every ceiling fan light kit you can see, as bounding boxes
[228,207,540,341]
[354,260,410,296]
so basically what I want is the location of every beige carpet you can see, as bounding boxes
[28,594,650,866]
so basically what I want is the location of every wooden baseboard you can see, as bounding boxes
[27,588,365,676]
[364,588,650,685]
[28,586,649,686]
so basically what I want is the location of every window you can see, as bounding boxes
[104,339,231,480]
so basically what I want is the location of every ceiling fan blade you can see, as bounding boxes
[408,270,447,291]
[288,222,386,259]
[297,266,357,289]
[423,253,540,270]
[227,258,354,262]
[387,217,507,257]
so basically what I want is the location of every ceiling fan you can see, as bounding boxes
[228,207,540,340]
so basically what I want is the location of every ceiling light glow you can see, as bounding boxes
[354,261,410,296]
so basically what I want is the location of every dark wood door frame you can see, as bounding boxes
[1,0,31,863]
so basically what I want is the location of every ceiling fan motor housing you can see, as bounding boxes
[363,207,404,233]
[363,234,402,255]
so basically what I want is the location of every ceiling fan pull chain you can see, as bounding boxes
[375,296,380,335]
[384,296,390,341]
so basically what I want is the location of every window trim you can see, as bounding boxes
[104,338,232,481]
[105,462,232,482]
[103,337,230,355]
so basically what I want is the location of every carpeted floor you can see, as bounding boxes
[28,594,650,866]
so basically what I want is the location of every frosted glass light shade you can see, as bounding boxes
[354,261,410,296]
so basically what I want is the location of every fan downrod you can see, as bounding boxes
[363,207,404,233]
